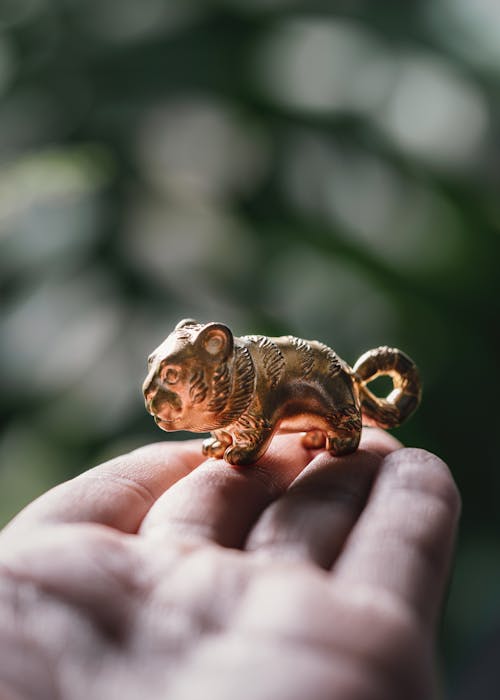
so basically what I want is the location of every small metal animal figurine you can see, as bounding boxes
[143,319,421,466]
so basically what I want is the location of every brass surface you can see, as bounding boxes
[143,319,421,466]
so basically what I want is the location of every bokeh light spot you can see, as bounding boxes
[428,0,500,69]
[377,53,488,168]
[137,98,269,202]
[266,246,397,357]
[253,17,386,114]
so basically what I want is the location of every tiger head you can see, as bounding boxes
[143,319,241,432]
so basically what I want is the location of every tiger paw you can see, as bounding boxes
[223,445,259,467]
[202,437,227,459]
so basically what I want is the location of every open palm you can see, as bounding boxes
[0,429,459,700]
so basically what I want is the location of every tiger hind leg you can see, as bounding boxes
[325,430,360,455]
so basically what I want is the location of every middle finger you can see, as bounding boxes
[139,434,317,548]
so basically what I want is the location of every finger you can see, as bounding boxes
[139,434,317,548]
[245,429,401,568]
[2,441,205,536]
[332,448,461,627]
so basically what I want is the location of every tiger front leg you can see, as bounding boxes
[325,430,360,456]
[224,412,274,466]
[202,430,232,459]
[224,431,274,466]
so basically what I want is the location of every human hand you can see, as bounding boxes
[0,429,459,700]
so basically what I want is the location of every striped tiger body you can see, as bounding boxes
[143,320,421,466]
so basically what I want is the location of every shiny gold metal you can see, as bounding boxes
[143,319,421,466]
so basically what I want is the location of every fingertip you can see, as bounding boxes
[383,447,461,520]
[333,445,460,626]
[4,440,208,536]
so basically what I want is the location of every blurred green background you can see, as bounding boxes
[0,0,499,694]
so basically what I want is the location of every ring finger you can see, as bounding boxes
[245,429,400,569]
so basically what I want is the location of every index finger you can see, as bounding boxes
[332,448,461,627]
[1,440,205,537]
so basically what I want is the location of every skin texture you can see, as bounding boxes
[0,429,460,700]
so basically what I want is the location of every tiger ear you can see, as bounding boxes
[196,323,234,359]
[175,318,199,330]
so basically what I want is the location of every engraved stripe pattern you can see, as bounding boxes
[189,368,208,404]
[315,341,342,377]
[327,405,362,433]
[221,345,255,423]
[208,362,231,412]
[232,410,271,448]
[287,336,315,377]
[245,335,285,389]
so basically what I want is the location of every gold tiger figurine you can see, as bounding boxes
[143,319,421,466]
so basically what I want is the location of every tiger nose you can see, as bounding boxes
[142,376,161,415]
[148,389,182,420]
[142,369,156,398]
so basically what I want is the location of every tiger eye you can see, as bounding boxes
[164,368,179,384]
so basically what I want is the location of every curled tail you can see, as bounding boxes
[352,346,421,429]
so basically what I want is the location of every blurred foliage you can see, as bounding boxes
[1,0,499,694]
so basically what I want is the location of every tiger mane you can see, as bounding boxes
[218,344,255,424]
[182,339,255,427]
